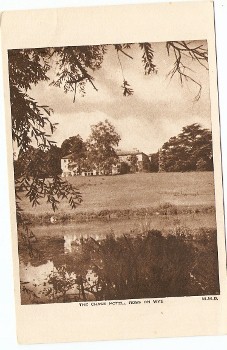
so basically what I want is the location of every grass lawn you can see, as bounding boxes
[20,171,216,215]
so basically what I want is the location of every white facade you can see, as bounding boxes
[61,149,150,177]
[118,153,143,162]
[61,157,80,177]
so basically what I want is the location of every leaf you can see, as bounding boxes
[139,43,157,75]
[121,80,134,96]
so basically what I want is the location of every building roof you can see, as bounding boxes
[116,150,148,157]
[62,150,149,159]
[61,152,77,159]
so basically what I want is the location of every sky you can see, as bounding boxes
[29,40,211,154]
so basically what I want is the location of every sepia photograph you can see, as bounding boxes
[1,0,227,345]
[9,40,220,305]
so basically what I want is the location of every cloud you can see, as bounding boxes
[29,41,211,154]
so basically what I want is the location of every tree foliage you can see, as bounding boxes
[166,41,208,101]
[126,154,138,173]
[86,119,121,173]
[15,145,62,178]
[61,135,86,158]
[149,152,159,172]
[159,123,213,172]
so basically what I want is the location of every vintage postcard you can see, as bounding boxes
[1,0,227,344]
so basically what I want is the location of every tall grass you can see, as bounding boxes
[21,203,215,225]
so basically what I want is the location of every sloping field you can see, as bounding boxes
[20,172,216,215]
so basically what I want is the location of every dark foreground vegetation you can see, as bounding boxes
[20,227,220,304]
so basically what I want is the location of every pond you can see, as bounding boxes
[19,212,218,304]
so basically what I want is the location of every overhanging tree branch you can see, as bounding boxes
[166,41,208,100]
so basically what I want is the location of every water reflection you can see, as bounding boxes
[20,260,54,304]
[19,215,219,304]
[20,231,103,304]
[64,233,101,253]
[20,258,99,304]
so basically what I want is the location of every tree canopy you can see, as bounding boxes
[158,123,213,172]
[86,119,121,173]
[61,135,86,158]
